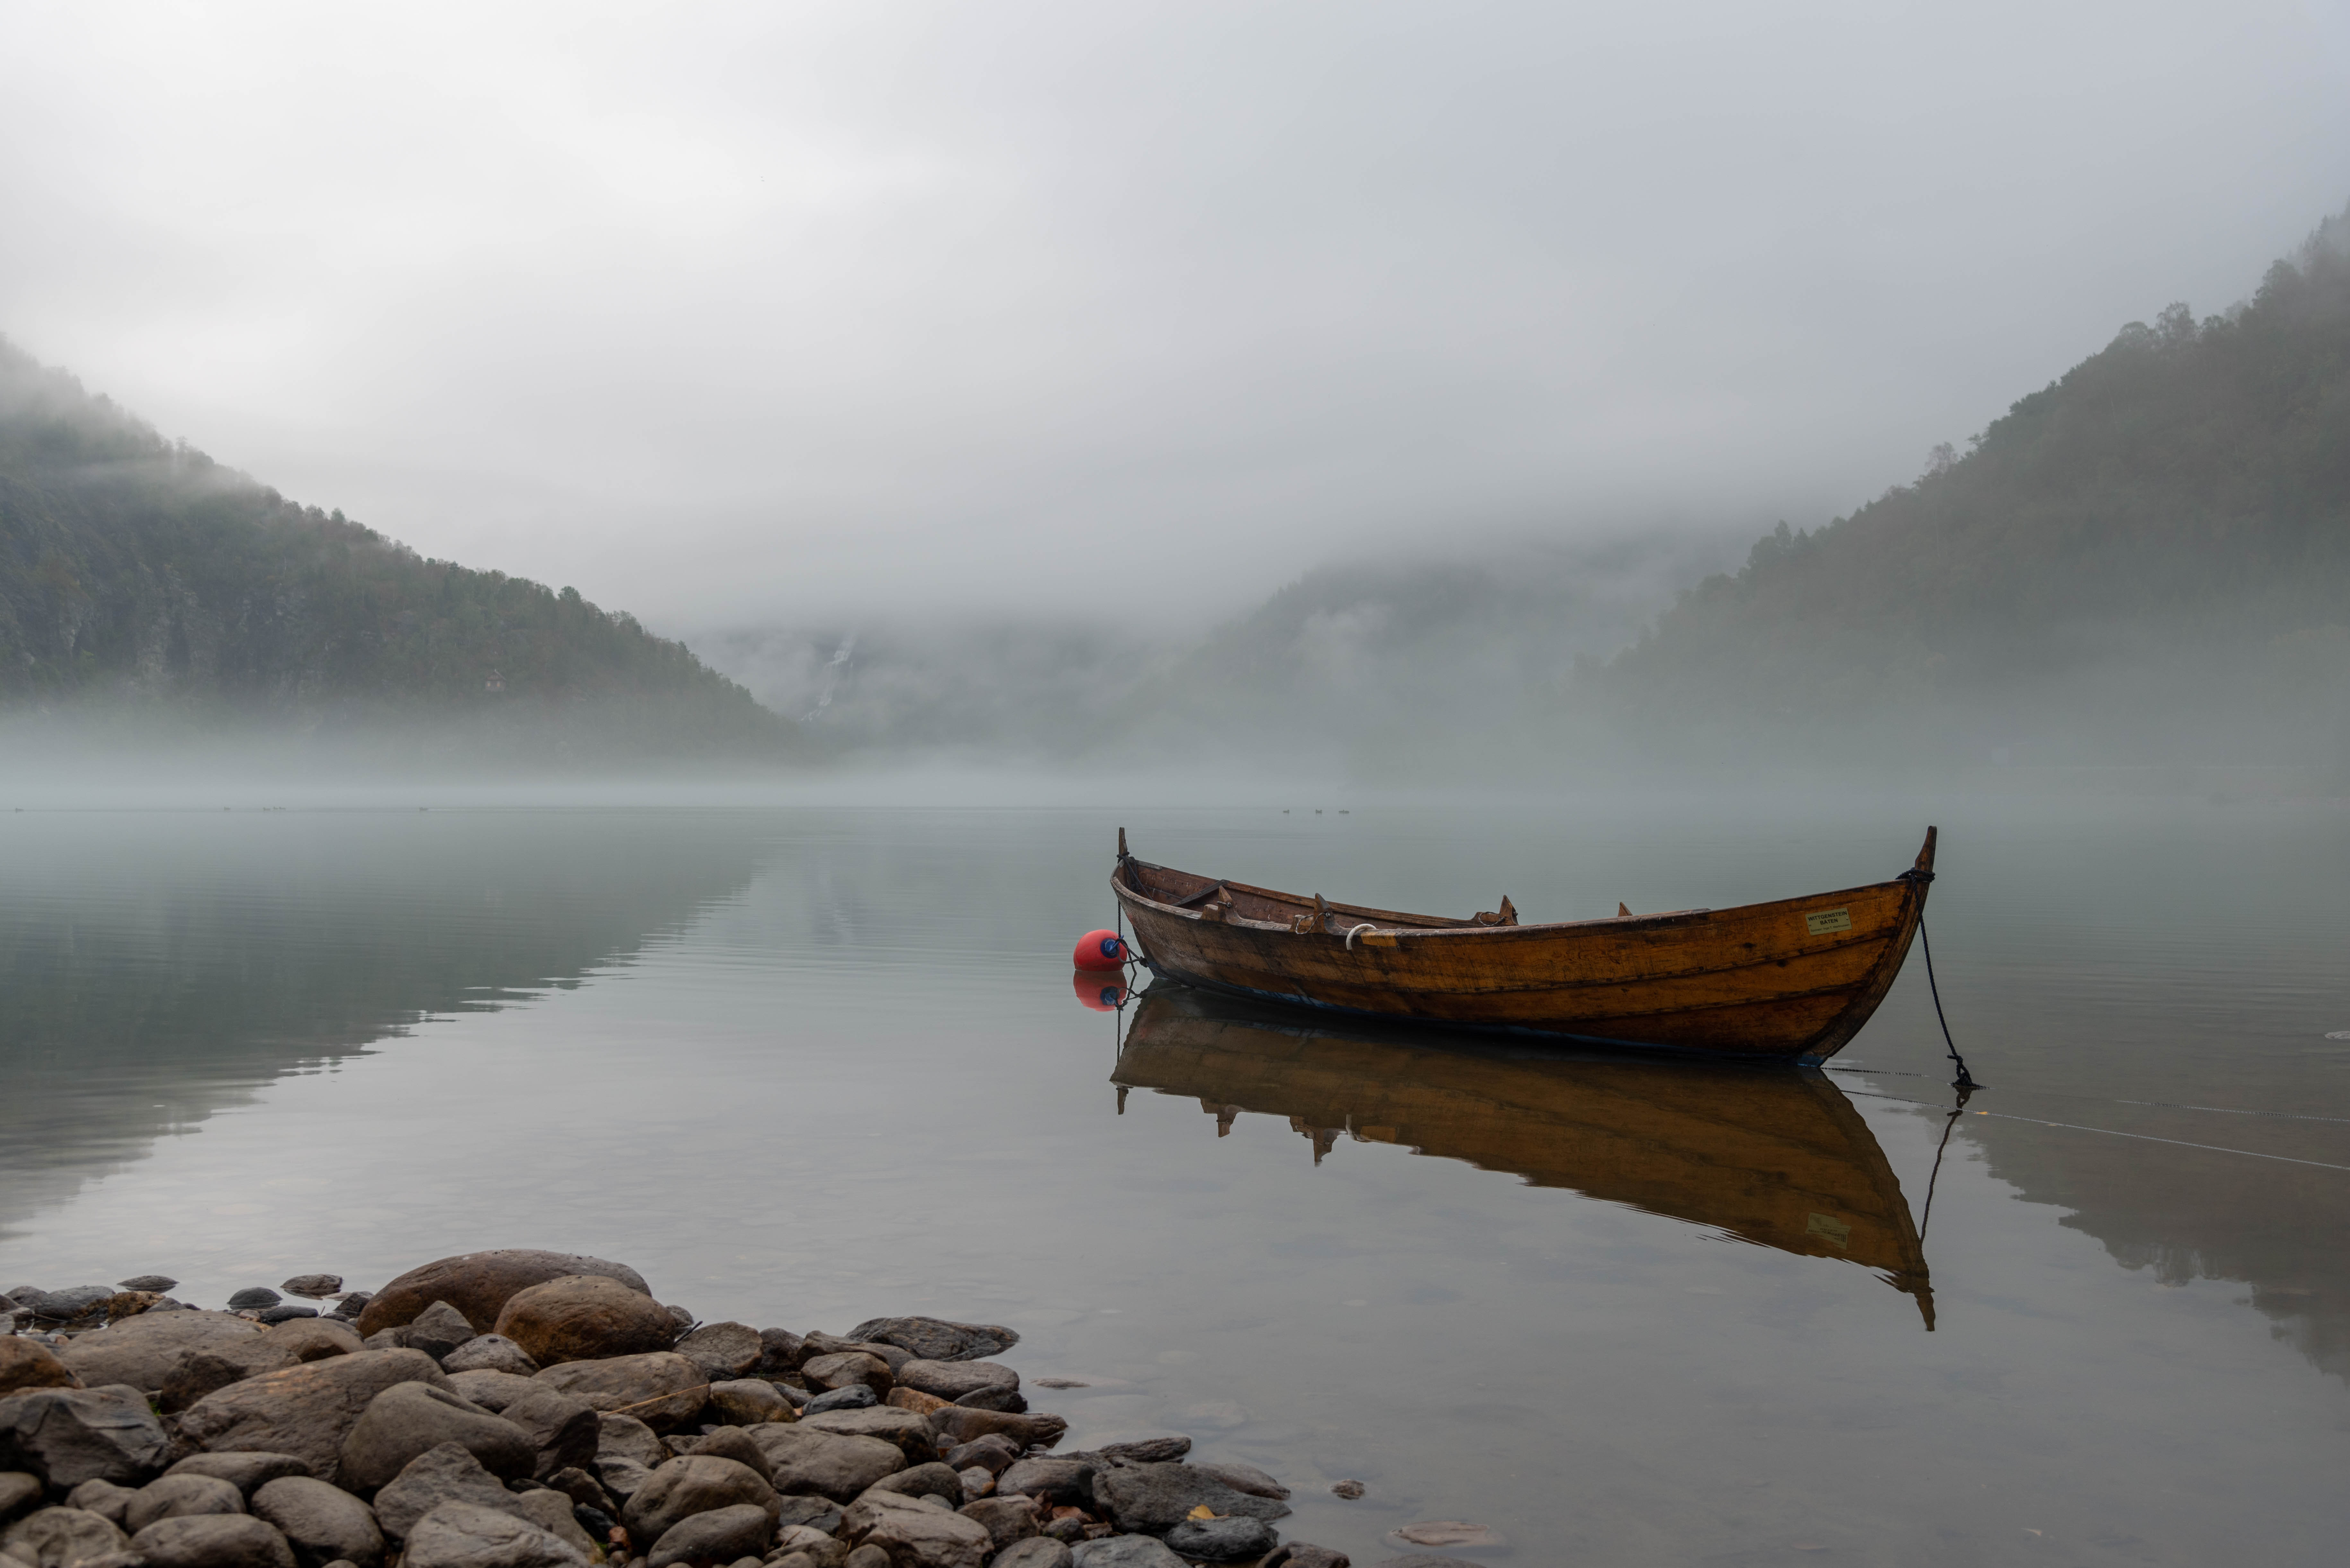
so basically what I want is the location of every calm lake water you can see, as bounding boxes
[4,796,2347,1566]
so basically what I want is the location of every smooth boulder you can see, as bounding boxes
[338,1382,536,1490]
[402,1303,475,1364]
[166,1452,312,1496]
[1165,1516,1280,1560]
[533,1352,705,1428]
[1093,1463,1289,1534]
[400,1500,586,1568]
[675,1322,763,1381]
[442,1336,540,1377]
[708,1378,791,1427]
[926,1408,1065,1452]
[356,1251,651,1338]
[253,1474,386,1568]
[746,1425,905,1503]
[992,1539,1073,1568]
[647,1501,773,1567]
[957,1495,1038,1550]
[0,1470,45,1524]
[0,1342,77,1397]
[494,1387,599,1479]
[123,1473,245,1534]
[372,1442,532,1542]
[799,1408,935,1461]
[847,1319,1019,1363]
[179,1349,449,1482]
[130,1512,298,1567]
[445,1369,539,1413]
[895,1362,1016,1404]
[4,1506,129,1567]
[619,1454,778,1542]
[803,1352,892,1395]
[843,1489,991,1568]
[0,1384,171,1487]
[1067,1538,1187,1568]
[53,1313,263,1396]
[493,1275,677,1369]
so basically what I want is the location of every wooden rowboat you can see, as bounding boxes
[1114,984,1934,1324]
[1111,826,1937,1063]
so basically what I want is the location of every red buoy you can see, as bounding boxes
[1073,971,1131,1011]
[1073,929,1130,971]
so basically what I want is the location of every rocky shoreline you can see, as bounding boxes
[0,1250,1463,1568]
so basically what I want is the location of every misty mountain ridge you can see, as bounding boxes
[1580,204,2350,775]
[0,339,795,761]
[698,533,1729,768]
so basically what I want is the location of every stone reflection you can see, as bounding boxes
[1115,984,1935,1326]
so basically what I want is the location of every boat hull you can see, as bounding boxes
[1112,828,1936,1062]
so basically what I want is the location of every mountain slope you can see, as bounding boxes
[0,341,795,757]
[1590,207,2350,769]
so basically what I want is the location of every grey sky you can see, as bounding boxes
[4,2,2346,632]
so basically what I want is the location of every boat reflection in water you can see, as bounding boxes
[1114,984,1936,1327]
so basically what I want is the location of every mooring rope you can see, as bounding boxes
[1841,1087,2350,1173]
[1915,918,1979,1090]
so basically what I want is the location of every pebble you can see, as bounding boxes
[226,1287,283,1311]
[117,1276,179,1293]
[1331,1480,1367,1499]
[279,1276,343,1299]
[805,1383,879,1415]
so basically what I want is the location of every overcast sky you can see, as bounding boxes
[4,1,2347,632]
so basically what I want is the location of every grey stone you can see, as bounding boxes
[356,1252,649,1340]
[1192,1461,1289,1500]
[590,1455,651,1500]
[0,1341,76,1401]
[445,1371,540,1413]
[3,1506,129,1567]
[846,1321,1019,1365]
[405,1304,476,1364]
[252,1475,385,1568]
[942,1437,1021,1477]
[229,1289,284,1312]
[328,1294,371,1322]
[682,1425,771,1483]
[755,1329,805,1375]
[775,1494,844,1533]
[1066,1538,1184,1568]
[443,1338,540,1378]
[797,1409,934,1463]
[801,1338,911,1376]
[865,1462,963,1503]
[0,1471,44,1525]
[399,1500,586,1568]
[257,1306,320,1326]
[708,1379,791,1427]
[991,1460,1094,1509]
[924,1410,1064,1455]
[1095,1439,1188,1466]
[159,1351,264,1414]
[130,1512,298,1567]
[802,1355,891,1396]
[118,1278,180,1294]
[958,1467,994,1503]
[990,1539,1072,1568]
[492,1388,597,1481]
[124,1473,245,1534]
[620,1454,777,1541]
[55,1312,266,1395]
[361,1329,410,1353]
[0,1384,171,1487]
[957,1495,1037,1551]
[1260,1546,1350,1568]
[951,1387,1025,1415]
[805,1385,877,1416]
[1163,1517,1278,1561]
[675,1323,763,1382]
[508,1489,597,1560]
[531,1353,706,1429]
[746,1426,905,1503]
[280,1278,344,1301]
[1093,1464,1287,1535]
[64,1479,134,1526]
[372,1443,531,1541]
[846,1546,893,1568]
[540,1466,612,1514]
[646,1502,771,1567]
[27,1289,113,1323]
[167,1451,314,1496]
[1040,1516,1085,1545]
[895,1363,1016,1405]
[594,1413,667,1471]
[338,1382,536,1490]
[179,1349,449,1483]
[842,1491,991,1568]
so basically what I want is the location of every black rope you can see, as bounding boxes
[1916,917,1980,1091]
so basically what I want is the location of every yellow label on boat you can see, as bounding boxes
[1806,1211,1852,1248]
[1805,907,1852,935]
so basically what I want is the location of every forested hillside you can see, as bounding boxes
[0,341,795,758]
[1590,207,2350,770]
